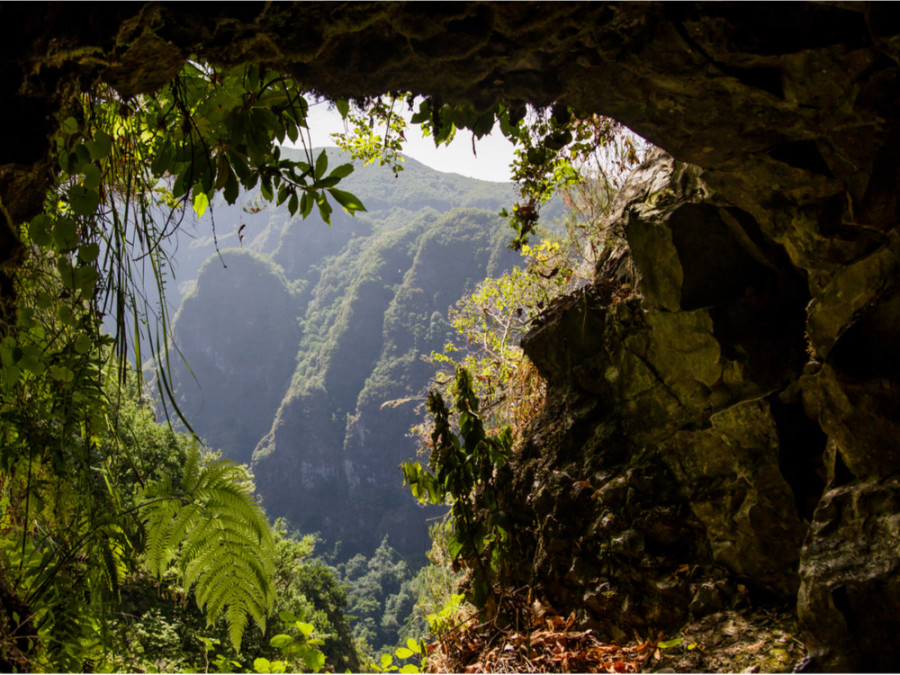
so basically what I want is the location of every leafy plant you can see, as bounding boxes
[1,57,372,668]
[372,637,426,674]
[252,611,327,674]
[330,94,412,175]
[142,446,276,652]
[425,593,468,638]
[402,368,513,610]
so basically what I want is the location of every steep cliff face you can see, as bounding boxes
[165,154,520,562]
[169,249,302,466]
[4,3,900,671]
[251,208,518,561]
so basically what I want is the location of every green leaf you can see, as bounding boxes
[313,176,341,189]
[295,621,314,639]
[57,256,76,290]
[327,187,366,214]
[472,112,496,138]
[52,218,78,250]
[300,191,313,218]
[395,647,414,659]
[61,116,79,135]
[2,364,21,388]
[17,308,34,330]
[285,121,299,144]
[28,215,53,248]
[316,194,332,225]
[406,638,422,654]
[303,649,325,673]
[336,99,350,119]
[193,190,210,218]
[399,665,419,674]
[74,265,98,294]
[254,657,271,673]
[151,141,174,176]
[18,345,44,375]
[49,365,74,383]
[269,634,294,649]
[381,654,393,668]
[68,185,100,217]
[73,143,92,171]
[74,334,93,355]
[329,163,354,179]
[77,242,100,264]
[82,163,102,191]
[658,637,683,649]
[314,149,328,180]
[224,165,240,204]
[260,180,273,202]
[277,610,297,623]
[86,130,113,160]
[227,148,252,183]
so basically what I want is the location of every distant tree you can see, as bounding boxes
[335,536,420,657]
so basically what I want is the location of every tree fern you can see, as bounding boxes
[141,446,275,650]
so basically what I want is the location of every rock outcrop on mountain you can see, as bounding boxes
[4,3,900,670]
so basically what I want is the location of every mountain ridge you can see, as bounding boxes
[166,150,527,561]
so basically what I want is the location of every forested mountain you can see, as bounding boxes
[166,148,525,561]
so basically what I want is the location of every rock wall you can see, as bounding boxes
[3,3,900,670]
[496,151,898,671]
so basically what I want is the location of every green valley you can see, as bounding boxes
[165,148,526,564]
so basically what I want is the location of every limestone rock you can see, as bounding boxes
[661,399,805,598]
[797,477,900,671]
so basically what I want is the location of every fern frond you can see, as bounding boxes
[201,564,267,619]
[180,445,202,492]
[140,446,275,650]
[226,603,250,656]
[143,497,180,577]
[98,537,121,598]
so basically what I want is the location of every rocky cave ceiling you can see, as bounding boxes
[3,2,899,238]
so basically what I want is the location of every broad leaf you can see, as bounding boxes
[327,187,366,214]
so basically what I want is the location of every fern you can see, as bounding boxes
[141,446,275,650]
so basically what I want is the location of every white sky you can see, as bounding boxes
[298,99,517,183]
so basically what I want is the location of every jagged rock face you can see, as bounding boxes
[797,476,900,672]
[508,152,811,635]
[511,151,899,671]
[4,3,900,671]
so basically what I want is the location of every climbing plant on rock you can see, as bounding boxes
[402,368,513,610]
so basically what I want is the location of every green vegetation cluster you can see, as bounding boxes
[334,537,420,657]
[0,363,363,672]
[107,516,364,674]
[1,59,375,671]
